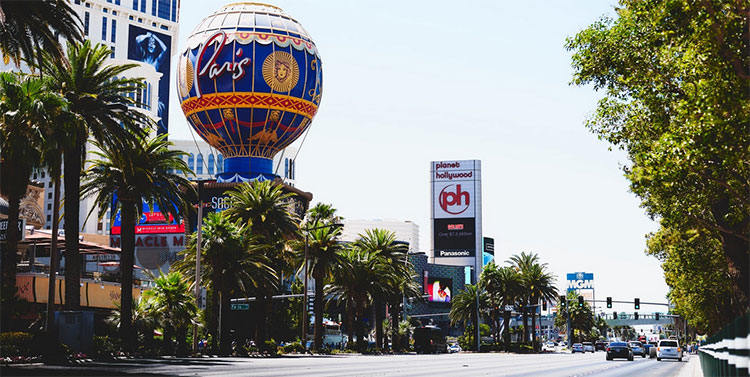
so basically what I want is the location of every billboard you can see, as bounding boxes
[567,272,595,301]
[431,160,482,277]
[426,277,452,303]
[128,25,171,135]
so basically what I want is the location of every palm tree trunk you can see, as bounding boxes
[503,311,511,348]
[313,269,324,351]
[346,299,354,349]
[63,142,82,310]
[219,288,232,355]
[374,297,383,349]
[390,301,400,352]
[164,324,175,355]
[176,325,188,356]
[531,306,537,351]
[1,192,21,331]
[45,176,61,338]
[120,202,136,353]
[355,298,366,352]
[521,302,529,343]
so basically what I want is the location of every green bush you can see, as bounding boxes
[0,332,34,357]
[282,341,305,354]
[92,336,120,360]
[260,340,277,355]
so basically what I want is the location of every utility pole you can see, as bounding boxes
[192,181,204,354]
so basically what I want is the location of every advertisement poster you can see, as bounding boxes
[128,24,171,135]
[433,218,476,257]
[427,277,452,303]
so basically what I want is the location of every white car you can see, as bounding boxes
[542,342,556,352]
[447,343,462,353]
[656,339,683,361]
[582,342,595,353]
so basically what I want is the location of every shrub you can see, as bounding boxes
[0,332,34,357]
[260,340,277,355]
[282,341,305,354]
[91,336,120,360]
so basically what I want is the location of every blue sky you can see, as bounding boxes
[169,1,669,312]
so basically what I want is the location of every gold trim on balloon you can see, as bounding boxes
[180,92,318,119]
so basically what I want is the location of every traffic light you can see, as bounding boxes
[560,295,566,308]
[606,297,612,308]
[634,298,640,310]
[613,311,617,319]
[655,312,659,321]
[577,295,584,307]
[542,300,547,311]
[634,312,639,320]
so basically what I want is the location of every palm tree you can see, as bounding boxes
[508,251,540,344]
[299,222,342,351]
[173,212,275,355]
[143,271,198,356]
[0,0,81,68]
[305,203,342,225]
[42,40,151,312]
[224,180,299,342]
[328,247,388,351]
[525,263,558,351]
[80,133,194,352]
[481,264,522,348]
[449,283,488,350]
[107,296,158,354]
[354,229,409,349]
[0,72,66,331]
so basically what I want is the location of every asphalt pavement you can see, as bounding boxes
[2,351,699,377]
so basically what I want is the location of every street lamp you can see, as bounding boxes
[301,222,343,347]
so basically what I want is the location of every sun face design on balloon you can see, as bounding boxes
[262,51,299,92]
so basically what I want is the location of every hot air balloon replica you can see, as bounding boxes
[177,3,322,182]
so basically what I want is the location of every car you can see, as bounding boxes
[542,341,556,352]
[656,339,683,361]
[606,341,634,361]
[572,343,584,353]
[447,343,461,353]
[628,341,646,358]
[648,341,659,358]
[582,342,595,353]
[595,341,607,351]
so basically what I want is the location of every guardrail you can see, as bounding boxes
[699,312,749,376]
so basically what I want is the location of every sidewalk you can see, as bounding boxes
[676,354,703,377]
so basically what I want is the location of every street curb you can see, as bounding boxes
[676,354,702,377]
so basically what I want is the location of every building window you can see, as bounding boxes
[103,8,108,13]
[188,153,194,172]
[101,17,107,41]
[140,0,146,12]
[48,181,52,188]
[47,215,51,222]
[157,0,170,20]
[33,173,37,180]
[196,154,203,175]
[97,222,103,231]
[111,19,116,43]
[285,158,289,178]
[75,0,81,4]
[84,11,90,35]
[160,25,168,30]
[41,171,45,178]
[151,0,156,16]
[48,204,52,211]
[133,0,137,10]
[208,154,214,175]
[112,10,117,15]
[217,155,224,173]
[115,0,120,5]
[110,46,115,58]
[129,15,134,20]
[171,0,177,21]
[48,192,52,199]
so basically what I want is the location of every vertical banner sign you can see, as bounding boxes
[128,25,171,135]
[431,160,482,276]
[566,272,595,302]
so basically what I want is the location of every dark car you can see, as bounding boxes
[595,341,607,351]
[606,341,633,361]
[629,341,646,358]
[413,326,446,354]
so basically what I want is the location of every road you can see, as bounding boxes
[3,351,696,377]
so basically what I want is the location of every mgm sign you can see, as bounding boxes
[567,272,594,301]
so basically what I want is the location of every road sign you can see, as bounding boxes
[0,219,25,241]
[231,303,249,311]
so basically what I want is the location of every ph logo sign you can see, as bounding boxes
[439,184,470,215]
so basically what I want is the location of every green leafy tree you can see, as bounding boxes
[304,222,343,351]
[107,296,158,354]
[81,134,194,351]
[554,291,595,343]
[0,0,81,68]
[525,263,558,350]
[481,263,522,348]
[173,212,275,355]
[567,0,749,319]
[224,180,300,343]
[508,251,540,344]
[42,40,151,312]
[143,271,198,356]
[0,72,66,331]
[449,284,489,350]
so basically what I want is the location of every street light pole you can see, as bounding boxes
[302,231,309,344]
